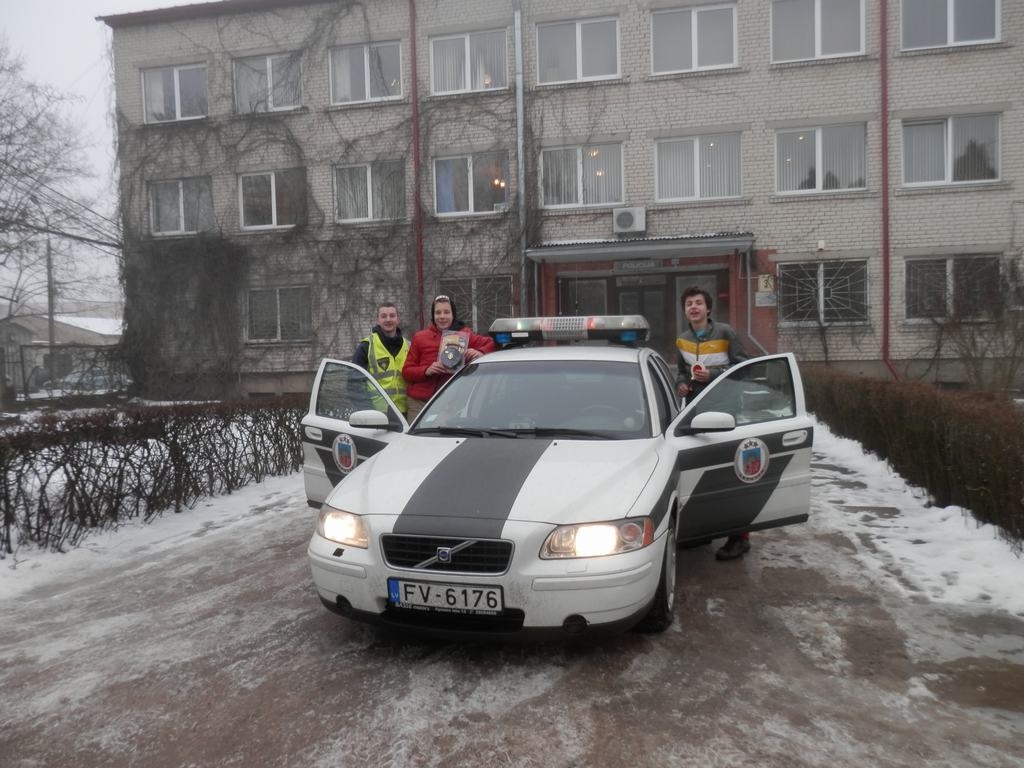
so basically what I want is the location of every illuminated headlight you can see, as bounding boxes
[541,518,653,559]
[316,506,368,548]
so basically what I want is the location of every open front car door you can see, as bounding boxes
[669,353,813,544]
[301,359,408,508]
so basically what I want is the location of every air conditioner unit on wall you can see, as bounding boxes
[613,206,646,234]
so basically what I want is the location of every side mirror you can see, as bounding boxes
[677,411,736,435]
[349,409,390,429]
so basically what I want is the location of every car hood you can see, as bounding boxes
[325,435,660,536]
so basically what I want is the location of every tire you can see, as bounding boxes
[634,513,677,633]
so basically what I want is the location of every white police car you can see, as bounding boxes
[301,316,812,638]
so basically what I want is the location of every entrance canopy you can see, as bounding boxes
[525,232,755,264]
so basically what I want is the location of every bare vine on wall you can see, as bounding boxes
[115,1,625,397]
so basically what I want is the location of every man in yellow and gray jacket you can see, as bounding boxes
[675,285,750,561]
[352,302,410,416]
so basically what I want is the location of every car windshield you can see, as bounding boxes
[411,359,651,440]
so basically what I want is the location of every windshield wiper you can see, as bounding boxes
[505,427,613,440]
[409,426,520,438]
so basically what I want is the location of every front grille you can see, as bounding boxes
[380,534,513,573]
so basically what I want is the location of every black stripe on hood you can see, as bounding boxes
[393,438,552,537]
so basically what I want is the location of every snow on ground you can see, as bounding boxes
[1,419,1021,616]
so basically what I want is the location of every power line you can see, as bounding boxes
[0,156,122,230]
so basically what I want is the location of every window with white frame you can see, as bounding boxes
[651,5,736,73]
[335,160,405,221]
[771,0,864,62]
[537,18,619,84]
[239,169,306,229]
[234,53,301,112]
[150,178,214,234]
[248,286,312,341]
[142,64,207,123]
[330,42,401,104]
[776,124,866,193]
[778,260,868,323]
[542,144,623,207]
[437,275,514,331]
[431,30,507,94]
[434,151,509,215]
[657,133,741,200]
[905,255,1000,320]
[902,0,998,49]
[902,114,999,185]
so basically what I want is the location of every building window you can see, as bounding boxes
[248,286,312,341]
[537,18,619,84]
[902,0,998,49]
[541,144,623,208]
[142,64,207,123]
[329,42,401,104]
[150,178,214,235]
[902,114,999,185]
[771,0,863,62]
[431,30,507,94]
[776,124,866,193]
[335,160,405,221]
[778,261,868,323]
[656,133,741,201]
[651,5,736,73]
[433,152,509,215]
[239,169,306,229]
[905,256,1000,320]
[234,53,301,113]
[438,275,514,332]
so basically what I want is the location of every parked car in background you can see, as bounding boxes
[58,370,132,394]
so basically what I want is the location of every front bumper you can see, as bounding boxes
[307,520,664,639]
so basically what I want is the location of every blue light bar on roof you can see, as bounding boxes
[488,315,649,344]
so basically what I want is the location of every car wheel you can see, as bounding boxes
[635,512,677,633]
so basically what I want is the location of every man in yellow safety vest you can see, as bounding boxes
[352,302,410,416]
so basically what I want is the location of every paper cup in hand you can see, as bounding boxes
[691,362,706,375]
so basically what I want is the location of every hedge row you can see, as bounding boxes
[803,366,1023,551]
[0,395,306,554]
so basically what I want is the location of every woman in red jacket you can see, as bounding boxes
[402,294,497,420]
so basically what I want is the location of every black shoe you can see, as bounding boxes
[715,536,750,561]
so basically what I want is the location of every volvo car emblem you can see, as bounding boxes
[437,547,453,563]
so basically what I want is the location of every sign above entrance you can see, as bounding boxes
[615,259,658,272]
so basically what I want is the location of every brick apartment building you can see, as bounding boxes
[100,0,1022,397]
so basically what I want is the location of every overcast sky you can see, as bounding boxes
[2,0,177,312]
[4,0,161,197]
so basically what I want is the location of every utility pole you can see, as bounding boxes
[46,224,56,386]
[29,195,58,387]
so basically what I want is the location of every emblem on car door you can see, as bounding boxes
[333,433,357,474]
[734,437,769,484]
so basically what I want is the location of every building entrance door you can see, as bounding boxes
[617,276,667,356]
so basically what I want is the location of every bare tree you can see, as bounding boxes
[929,256,1024,395]
[0,40,117,318]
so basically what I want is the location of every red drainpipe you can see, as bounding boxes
[880,0,900,379]
[409,0,425,327]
